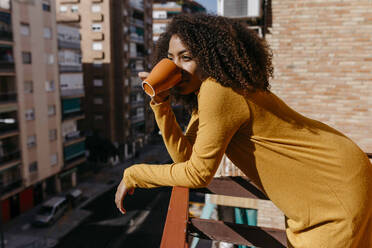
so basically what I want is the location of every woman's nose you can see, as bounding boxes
[173,58,182,68]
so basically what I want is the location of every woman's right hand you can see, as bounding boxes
[138,72,170,103]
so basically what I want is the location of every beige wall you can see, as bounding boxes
[12,0,63,187]
[267,0,372,152]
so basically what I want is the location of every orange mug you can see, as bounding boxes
[142,58,182,97]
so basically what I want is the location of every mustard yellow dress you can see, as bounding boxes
[124,78,372,247]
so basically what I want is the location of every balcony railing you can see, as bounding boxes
[130,33,144,43]
[0,61,14,73]
[130,0,144,11]
[130,18,144,27]
[131,114,144,124]
[160,177,287,248]
[64,130,83,143]
[59,64,82,72]
[64,140,85,162]
[0,30,12,42]
[0,179,22,195]
[0,92,16,103]
[0,150,21,166]
[0,123,18,135]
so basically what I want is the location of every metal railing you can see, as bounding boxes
[160,176,288,248]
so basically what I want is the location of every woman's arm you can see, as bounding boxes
[124,78,250,188]
[150,99,198,163]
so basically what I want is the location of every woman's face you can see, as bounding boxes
[167,35,202,95]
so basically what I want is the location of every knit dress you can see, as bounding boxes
[123,77,372,247]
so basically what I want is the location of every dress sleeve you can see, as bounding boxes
[124,79,249,189]
[150,99,198,163]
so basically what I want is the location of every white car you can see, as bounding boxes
[33,196,68,226]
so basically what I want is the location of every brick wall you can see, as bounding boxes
[266,0,372,152]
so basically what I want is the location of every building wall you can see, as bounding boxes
[12,0,63,187]
[266,0,372,152]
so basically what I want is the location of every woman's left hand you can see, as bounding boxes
[115,179,134,214]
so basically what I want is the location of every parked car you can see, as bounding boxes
[33,196,68,227]
[65,188,83,208]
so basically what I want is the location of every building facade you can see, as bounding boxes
[1,0,65,222]
[56,0,154,161]
[153,0,206,42]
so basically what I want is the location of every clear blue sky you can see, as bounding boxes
[194,0,217,14]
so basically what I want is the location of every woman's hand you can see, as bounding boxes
[138,71,170,103]
[115,178,134,214]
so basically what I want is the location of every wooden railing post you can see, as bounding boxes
[160,186,189,248]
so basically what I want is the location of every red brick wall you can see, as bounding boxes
[266,0,372,152]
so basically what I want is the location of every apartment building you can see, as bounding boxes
[153,0,205,42]
[0,0,64,222]
[56,0,154,161]
[57,23,86,191]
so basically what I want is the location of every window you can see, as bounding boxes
[59,5,68,12]
[71,5,78,13]
[42,1,51,12]
[22,52,32,64]
[91,4,101,13]
[125,96,129,103]
[50,154,57,166]
[48,105,56,116]
[91,24,102,32]
[20,23,30,36]
[29,162,38,172]
[43,27,52,39]
[27,135,36,148]
[49,129,57,141]
[124,79,129,86]
[92,42,102,51]
[24,80,33,93]
[45,80,55,92]
[45,54,54,64]
[93,79,103,87]
[25,109,35,120]
[93,97,103,104]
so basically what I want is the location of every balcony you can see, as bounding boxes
[58,40,80,50]
[56,13,81,23]
[0,164,22,195]
[0,150,20,166]
[0,45,14,73]
[64,140,85,162]
[130,100,144,108]
[130,0,144,11]
[0,76,17,104]
[59,64,82,72]
[161,178,287,248]
[131,114,145,124]
[62,98,84,120]
[130,18,144,28]
[64,130,86,146]
[61,88,84,98]
[0,12,11,42]
[0,30,12,42]
[130,33,144,44]
[0,110,18,138]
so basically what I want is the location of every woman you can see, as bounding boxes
[115,13,372,247]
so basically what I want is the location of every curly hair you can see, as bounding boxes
[153,13,273,112]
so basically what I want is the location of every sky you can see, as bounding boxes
[194,0,217,14]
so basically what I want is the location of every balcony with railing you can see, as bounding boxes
[0,110,18,137]
[0,76,17,104]
[0,45,14,73]
[0,136,20,167]
[63,140,85,163]
[130,0,144,11]
[64,130,86,146]
[62,98,84,120]
[0,164,22,195]
[0,12,12,42]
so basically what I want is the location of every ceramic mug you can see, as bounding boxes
[142,58,182,97]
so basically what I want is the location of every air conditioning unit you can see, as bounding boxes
[218,0,262,18]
